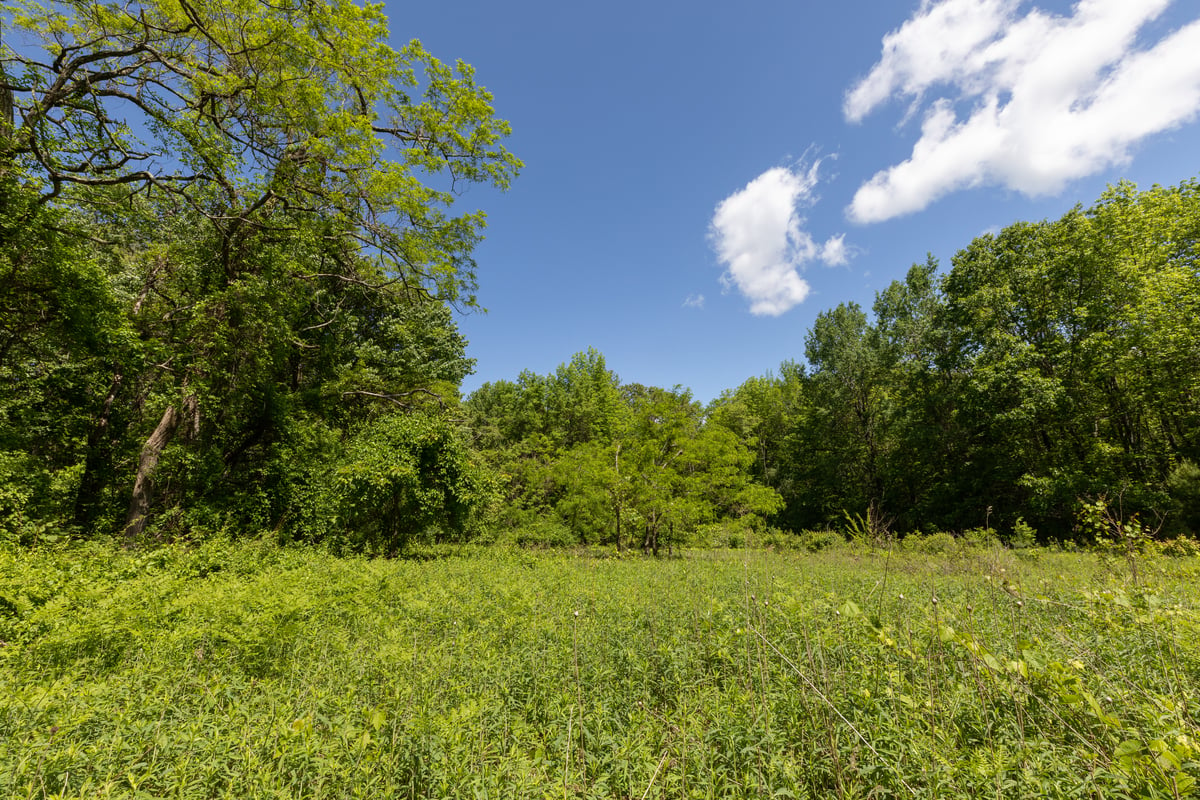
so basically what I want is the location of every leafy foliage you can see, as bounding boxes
[1,0,518,544]
[710,179,1200,540]
[466,354,782,550]
[320,412,494,553]
[2,541,1198,797]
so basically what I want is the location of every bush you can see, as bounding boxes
[509,518,577,548]
[1008,518,1037,548]
[1167,460,1200,534]
[1158,536,1200,558]
[319,412,494,554]
[693,520,756,549]
[909,531,959,555]
[0,451,81,546]
[797,529,844,552]
[958,527,1000,548]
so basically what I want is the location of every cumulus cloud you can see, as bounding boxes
[710,162,848,316]
[819,234,850,266]
[845,0,1200,223]
[683,293,705,309]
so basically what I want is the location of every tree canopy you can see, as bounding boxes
[1,0,518,546]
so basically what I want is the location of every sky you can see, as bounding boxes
[388,0,1200,404]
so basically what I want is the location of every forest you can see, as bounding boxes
[2,0,1199,554]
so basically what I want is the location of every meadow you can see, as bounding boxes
[2,537,1198,799]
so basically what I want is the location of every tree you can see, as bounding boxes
[1,0,519,540]
[870,257,968,531]
[932,180,1200,535]
[318,412,493,553]
[620,386,779,554]
[707,362,809,531]
[799,302,896,525]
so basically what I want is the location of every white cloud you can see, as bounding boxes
[845,0,1200,223]
[683,293,705,309]
[710,162,848,316]
[819,234,850,266]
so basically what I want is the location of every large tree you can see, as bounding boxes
[1,0,519,541]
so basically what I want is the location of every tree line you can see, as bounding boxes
[464,349,780,553]
[2,0,1198,551]
[468,180,1200,546]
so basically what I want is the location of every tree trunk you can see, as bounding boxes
[74,373,123,524]
[123,402,182,542]
[0,19,13,132]
[614,499,622,552]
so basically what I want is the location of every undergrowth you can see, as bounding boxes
[1,538,1198,798]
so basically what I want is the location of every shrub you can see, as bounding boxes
[694,519,756,549]
[797,529,844,552]
[1167,460,1200,534]
[913,531,959,555]
[510,518,577,548]
[1009,518,1037,548]
[1158,536,1200,558]
[321,412,494,554]
[961,527,1001,549]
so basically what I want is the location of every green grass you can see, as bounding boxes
[2,538,1198,798]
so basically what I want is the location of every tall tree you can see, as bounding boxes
[799,303,895,525]
[1,0,519,540]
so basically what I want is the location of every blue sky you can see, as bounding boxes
[391,0,1200,403]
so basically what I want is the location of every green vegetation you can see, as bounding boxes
[466,177,1200,547]
[4,2,1200,796]
[3,0,1200,549]
[3,538,1199,798]
[711,179,1200,540]
[1,0,517,547]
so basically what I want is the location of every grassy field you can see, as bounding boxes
[2,537,1198,799]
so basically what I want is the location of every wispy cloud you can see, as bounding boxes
[845,0,1200,223]
[710,162,848,316]
[683,293,705,309]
